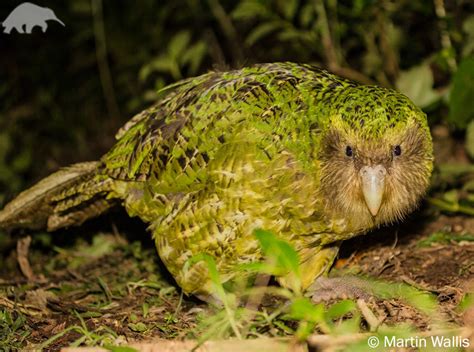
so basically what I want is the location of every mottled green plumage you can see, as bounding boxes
[0,63,433,297]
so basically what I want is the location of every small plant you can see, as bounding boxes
[191,229,461,350]
[0,310,30,351]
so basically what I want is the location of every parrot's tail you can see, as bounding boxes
[0,162,117,231]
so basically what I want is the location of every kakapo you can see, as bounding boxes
[0,62,433,298]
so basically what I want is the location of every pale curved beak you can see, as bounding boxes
[359,165,386,216]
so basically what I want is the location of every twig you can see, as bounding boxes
[400,275,439,293]
[17,236,35,281]
[326,0,342,65]
[330,67,376,86]
[314,0,338,69]
[314,1,375,86]
[91,0,121,124]
[357,299,382,331]
[174,290,184,316]
[240,274,271,338]
[204,29,228,69]
[0,296,43,316]
[244,274,271,313]
[207,0,244,64]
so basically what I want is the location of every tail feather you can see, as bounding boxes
[47,197,115,231]
[0,162,116,231]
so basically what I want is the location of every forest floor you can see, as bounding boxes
[0,206,473,351]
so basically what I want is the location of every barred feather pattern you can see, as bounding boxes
[97,63,432,294]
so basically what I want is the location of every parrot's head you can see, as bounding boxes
[318,85,433,228]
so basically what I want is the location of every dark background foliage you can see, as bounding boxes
[0,0,473,206]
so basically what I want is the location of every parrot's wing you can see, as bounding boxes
[114,74,213,141]
[101,64,275,181]
[101,71,218,181]
[100,63,351,182]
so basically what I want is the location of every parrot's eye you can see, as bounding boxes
[393,145,402,156]
[345,146,353,157]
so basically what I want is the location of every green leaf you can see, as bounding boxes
[231,0,269,20]
[245,21,282,46]
[139,56,173,81]
[449,58,474,129]
[326,300,357,320]
[396,62,441,108]
[11,149,32,172]
[462,15,474,58]
[181,41,207,74]
[279,0,298,20]
[369,280,438,316]
[443,189,459,203]
[277,28,308,42]
[253,229,300,277]
[299,4,314,27]
[128,322,147,332]
[352,0,376,15]
[417,231,474,247]
[142,302,149,318]
[458,293,474,312]
[288,297,324,323]
[168,31,191,59]
[437,163,474,176]
[332,313,361,334]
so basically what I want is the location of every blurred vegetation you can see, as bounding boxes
[176,229,470,351]
[0,0,473,206]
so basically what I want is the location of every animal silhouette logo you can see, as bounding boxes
[2,2,65,34]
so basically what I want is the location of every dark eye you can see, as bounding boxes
[345,146,353,157]
[393,145,402,156]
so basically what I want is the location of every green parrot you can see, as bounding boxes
[0,62,433,299]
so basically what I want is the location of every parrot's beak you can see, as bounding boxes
[360,165,386,216]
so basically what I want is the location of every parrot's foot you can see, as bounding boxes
[307,276,373,303]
